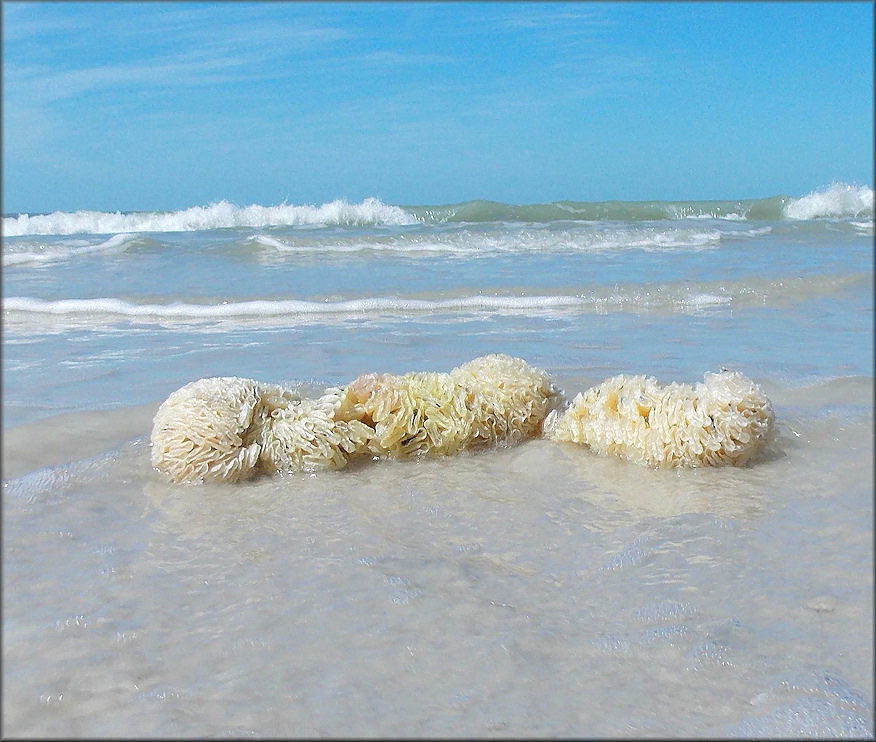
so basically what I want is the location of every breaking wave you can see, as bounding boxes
[3,184,871,237]
[2,198,416,237]
[782,183,874,220]
[1,233,142,267]
[247,225,724,256]
[4,275,865,327]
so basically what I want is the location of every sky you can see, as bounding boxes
[2,1,873,213]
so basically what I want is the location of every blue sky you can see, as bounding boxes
[2,1,873,213]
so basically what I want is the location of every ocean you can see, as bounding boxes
[2,182,873,737]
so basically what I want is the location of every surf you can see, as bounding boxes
[4,183,872,237]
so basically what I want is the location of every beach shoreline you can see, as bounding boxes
[3,189,872,736]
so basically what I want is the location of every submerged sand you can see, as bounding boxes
[2,378,873,737]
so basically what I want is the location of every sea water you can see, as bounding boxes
[2,182,873,736]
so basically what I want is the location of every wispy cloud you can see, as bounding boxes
[5,57,248,105]
[0,2,81,43]
[496,6,614,33]
[353,50,456,68]
[2,1,652,207]
[2,3,355,104]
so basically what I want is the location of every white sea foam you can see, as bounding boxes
[665,207,748,221]
[685,293,733,307]
[5,187,873,238]
[2,198,418,236]
[247,233,461,255]
[248,226,723,257]
[0,291,743,329]
[2,295,586,320]
[2,233,140,267]
[850,220,875,235]
[5,271,864,329]
[783,183,875,220]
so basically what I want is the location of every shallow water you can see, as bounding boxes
[2,188,874,736]
[2,378,872,737]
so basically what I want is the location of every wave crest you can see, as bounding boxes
[4,275,864,326]
[1,233,141,267]
[2,198,417,236]
[4,185,872,236]
[783,183,874,220]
